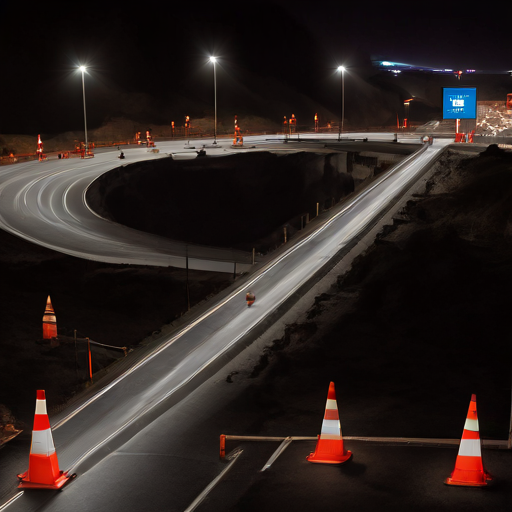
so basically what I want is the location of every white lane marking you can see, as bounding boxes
[260,437,293,472]
[0,492,24,511]
[184,449,243,512]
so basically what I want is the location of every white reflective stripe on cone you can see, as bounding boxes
[325,399,337,410]
[458,438,482,457]
[35,400,47,416]
[319,434,343,441]
[321,419,340,436]
[464,418,479,432]
[31,429,56,456]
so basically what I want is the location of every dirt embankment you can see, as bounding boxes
[87,150,401,253]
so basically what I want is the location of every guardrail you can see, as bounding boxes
[473,135,512,145]
[0,127,418,166]
[219,434,509,459]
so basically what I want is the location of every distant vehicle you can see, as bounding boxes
[424,120,440,129]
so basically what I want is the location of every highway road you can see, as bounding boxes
[0,140,254,273]
[0,134,451,511]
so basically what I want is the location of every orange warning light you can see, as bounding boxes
[36,134,46,161]
[233,117,243,146]
[289,114,297,133]
[146,130,155,148]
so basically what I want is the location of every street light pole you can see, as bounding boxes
[404,98,413,131]
[79,66,88,156]
[337,66,345,141]
[209,56,218,145]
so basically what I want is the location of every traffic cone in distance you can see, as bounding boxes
[307,382,352,464]
[42,295,57,339]
[445,394,492,487]
[17,390,70,489]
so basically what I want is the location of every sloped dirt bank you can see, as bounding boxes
[87,149,406,253]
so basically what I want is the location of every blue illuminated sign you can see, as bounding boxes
[442,87,477,119]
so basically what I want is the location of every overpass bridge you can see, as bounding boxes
[0,133,420,274]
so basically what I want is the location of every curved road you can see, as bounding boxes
[0,133,418,273]
[0,134,451,511]
[0,140,254,272]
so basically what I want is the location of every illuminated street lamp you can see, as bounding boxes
[209,56,218,145]
[79,65,89,156]
[337,66,345,141]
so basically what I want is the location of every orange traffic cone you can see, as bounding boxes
[445,394,492,487]
[42,295,57,339]
[17,390,71,489]
[307,382,352,464]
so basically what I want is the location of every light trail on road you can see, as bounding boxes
[0,142,252,272]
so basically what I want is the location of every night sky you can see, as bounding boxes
[1,1,510,134]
